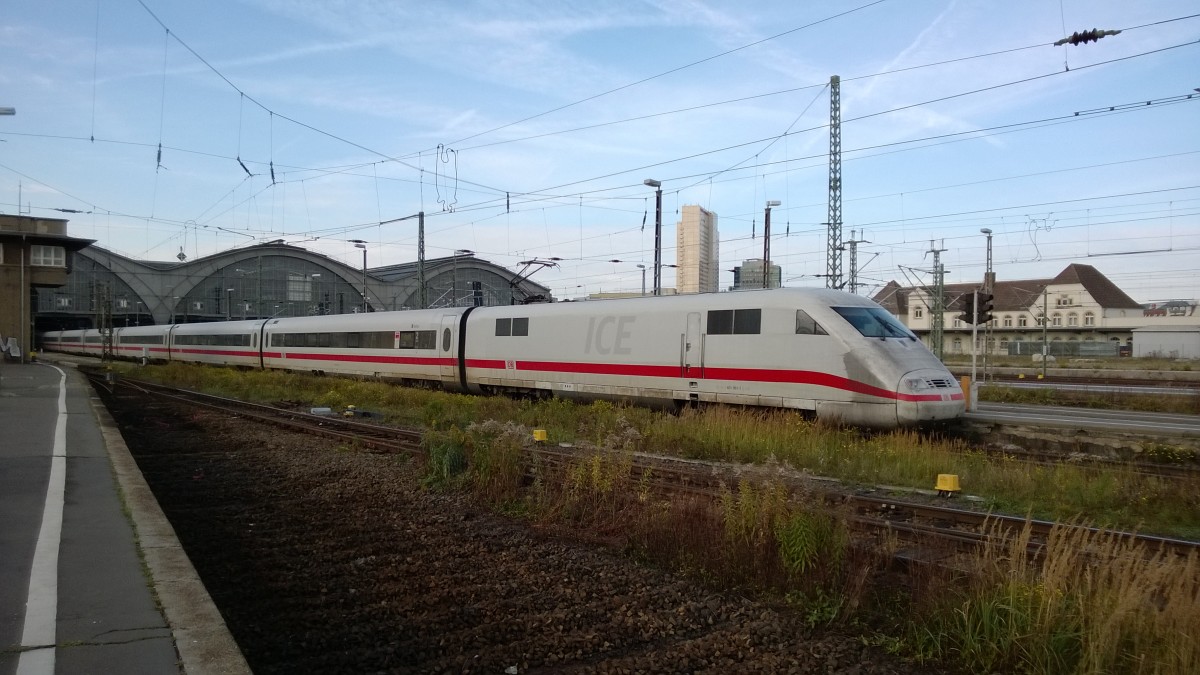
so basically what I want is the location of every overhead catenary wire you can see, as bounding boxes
[6,5,1198,298]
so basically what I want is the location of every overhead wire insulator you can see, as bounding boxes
[1054,28,1121,46]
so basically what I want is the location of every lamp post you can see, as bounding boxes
[980,228,994,381]
[644,179,663,295]
[763,200,780,288]
[609,259,650,297]
[308,273,321,315]
[136,301,144,326]
[349,240,368,312]
[225,288,235,320]
[1042,286,1049,380]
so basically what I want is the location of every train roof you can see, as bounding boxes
[474,287,880,317]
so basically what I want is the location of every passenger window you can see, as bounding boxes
[708,309,759,334]
[795,310,827,335]
[707,310,733,335]
[442,328,452,352]
[495,318,512,336]
[512,317,529,336]
[732,309,760,335]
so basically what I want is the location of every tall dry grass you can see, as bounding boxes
[912,519,1199,674]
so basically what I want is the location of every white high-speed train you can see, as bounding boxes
[40,288,964,427]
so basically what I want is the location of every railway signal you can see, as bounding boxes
[976,292,994,325]
[957,294,977,325]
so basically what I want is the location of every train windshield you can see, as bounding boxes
[831,306,917,340]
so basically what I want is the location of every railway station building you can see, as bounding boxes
[874,263,1200,358]
[24,237,552,339]
[0,215,95,361]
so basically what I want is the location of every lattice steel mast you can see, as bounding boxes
[826,75,842,290]
[928,240,947,359]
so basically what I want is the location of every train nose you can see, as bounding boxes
[897,370,965,423]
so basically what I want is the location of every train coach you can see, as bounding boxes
[40,288,964,428]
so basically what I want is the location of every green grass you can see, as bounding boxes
[113,362,1200,540]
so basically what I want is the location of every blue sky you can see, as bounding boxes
[3,0,1198,302]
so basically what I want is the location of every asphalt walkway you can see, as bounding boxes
[0,359,248,675]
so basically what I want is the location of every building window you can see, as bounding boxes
[1018,316,1027,327]
[1052,313,1062,327]
[1084,312,1095,326]
[913,307,923,319]
[31,245,66,267]
[999,339,1009,350]
[1067,313,1078,327]
[952,338,962,354]
[1002,315,1012,327]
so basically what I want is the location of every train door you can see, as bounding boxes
[682,312,702,377]
[439,315,458,384]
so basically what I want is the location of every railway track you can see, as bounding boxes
[974,444,1200,481]
[86,370,423,455]
[85,368,1200,561]
[980,373,1200,391]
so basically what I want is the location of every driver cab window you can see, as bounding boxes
[795,310,827,335]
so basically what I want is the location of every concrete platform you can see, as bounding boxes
[0,360,248,675]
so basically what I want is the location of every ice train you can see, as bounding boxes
[40,288,964,428]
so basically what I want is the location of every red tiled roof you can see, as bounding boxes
[877,264,1139,312]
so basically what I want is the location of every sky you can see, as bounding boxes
[2,0,1198,303]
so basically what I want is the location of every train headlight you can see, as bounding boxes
[902,377,930,392]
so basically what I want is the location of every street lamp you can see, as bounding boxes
[609,259,649,297]
[349,240,368,312]
[644,179,663,295]
[763,200,780,288]
[225,288,235,320]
